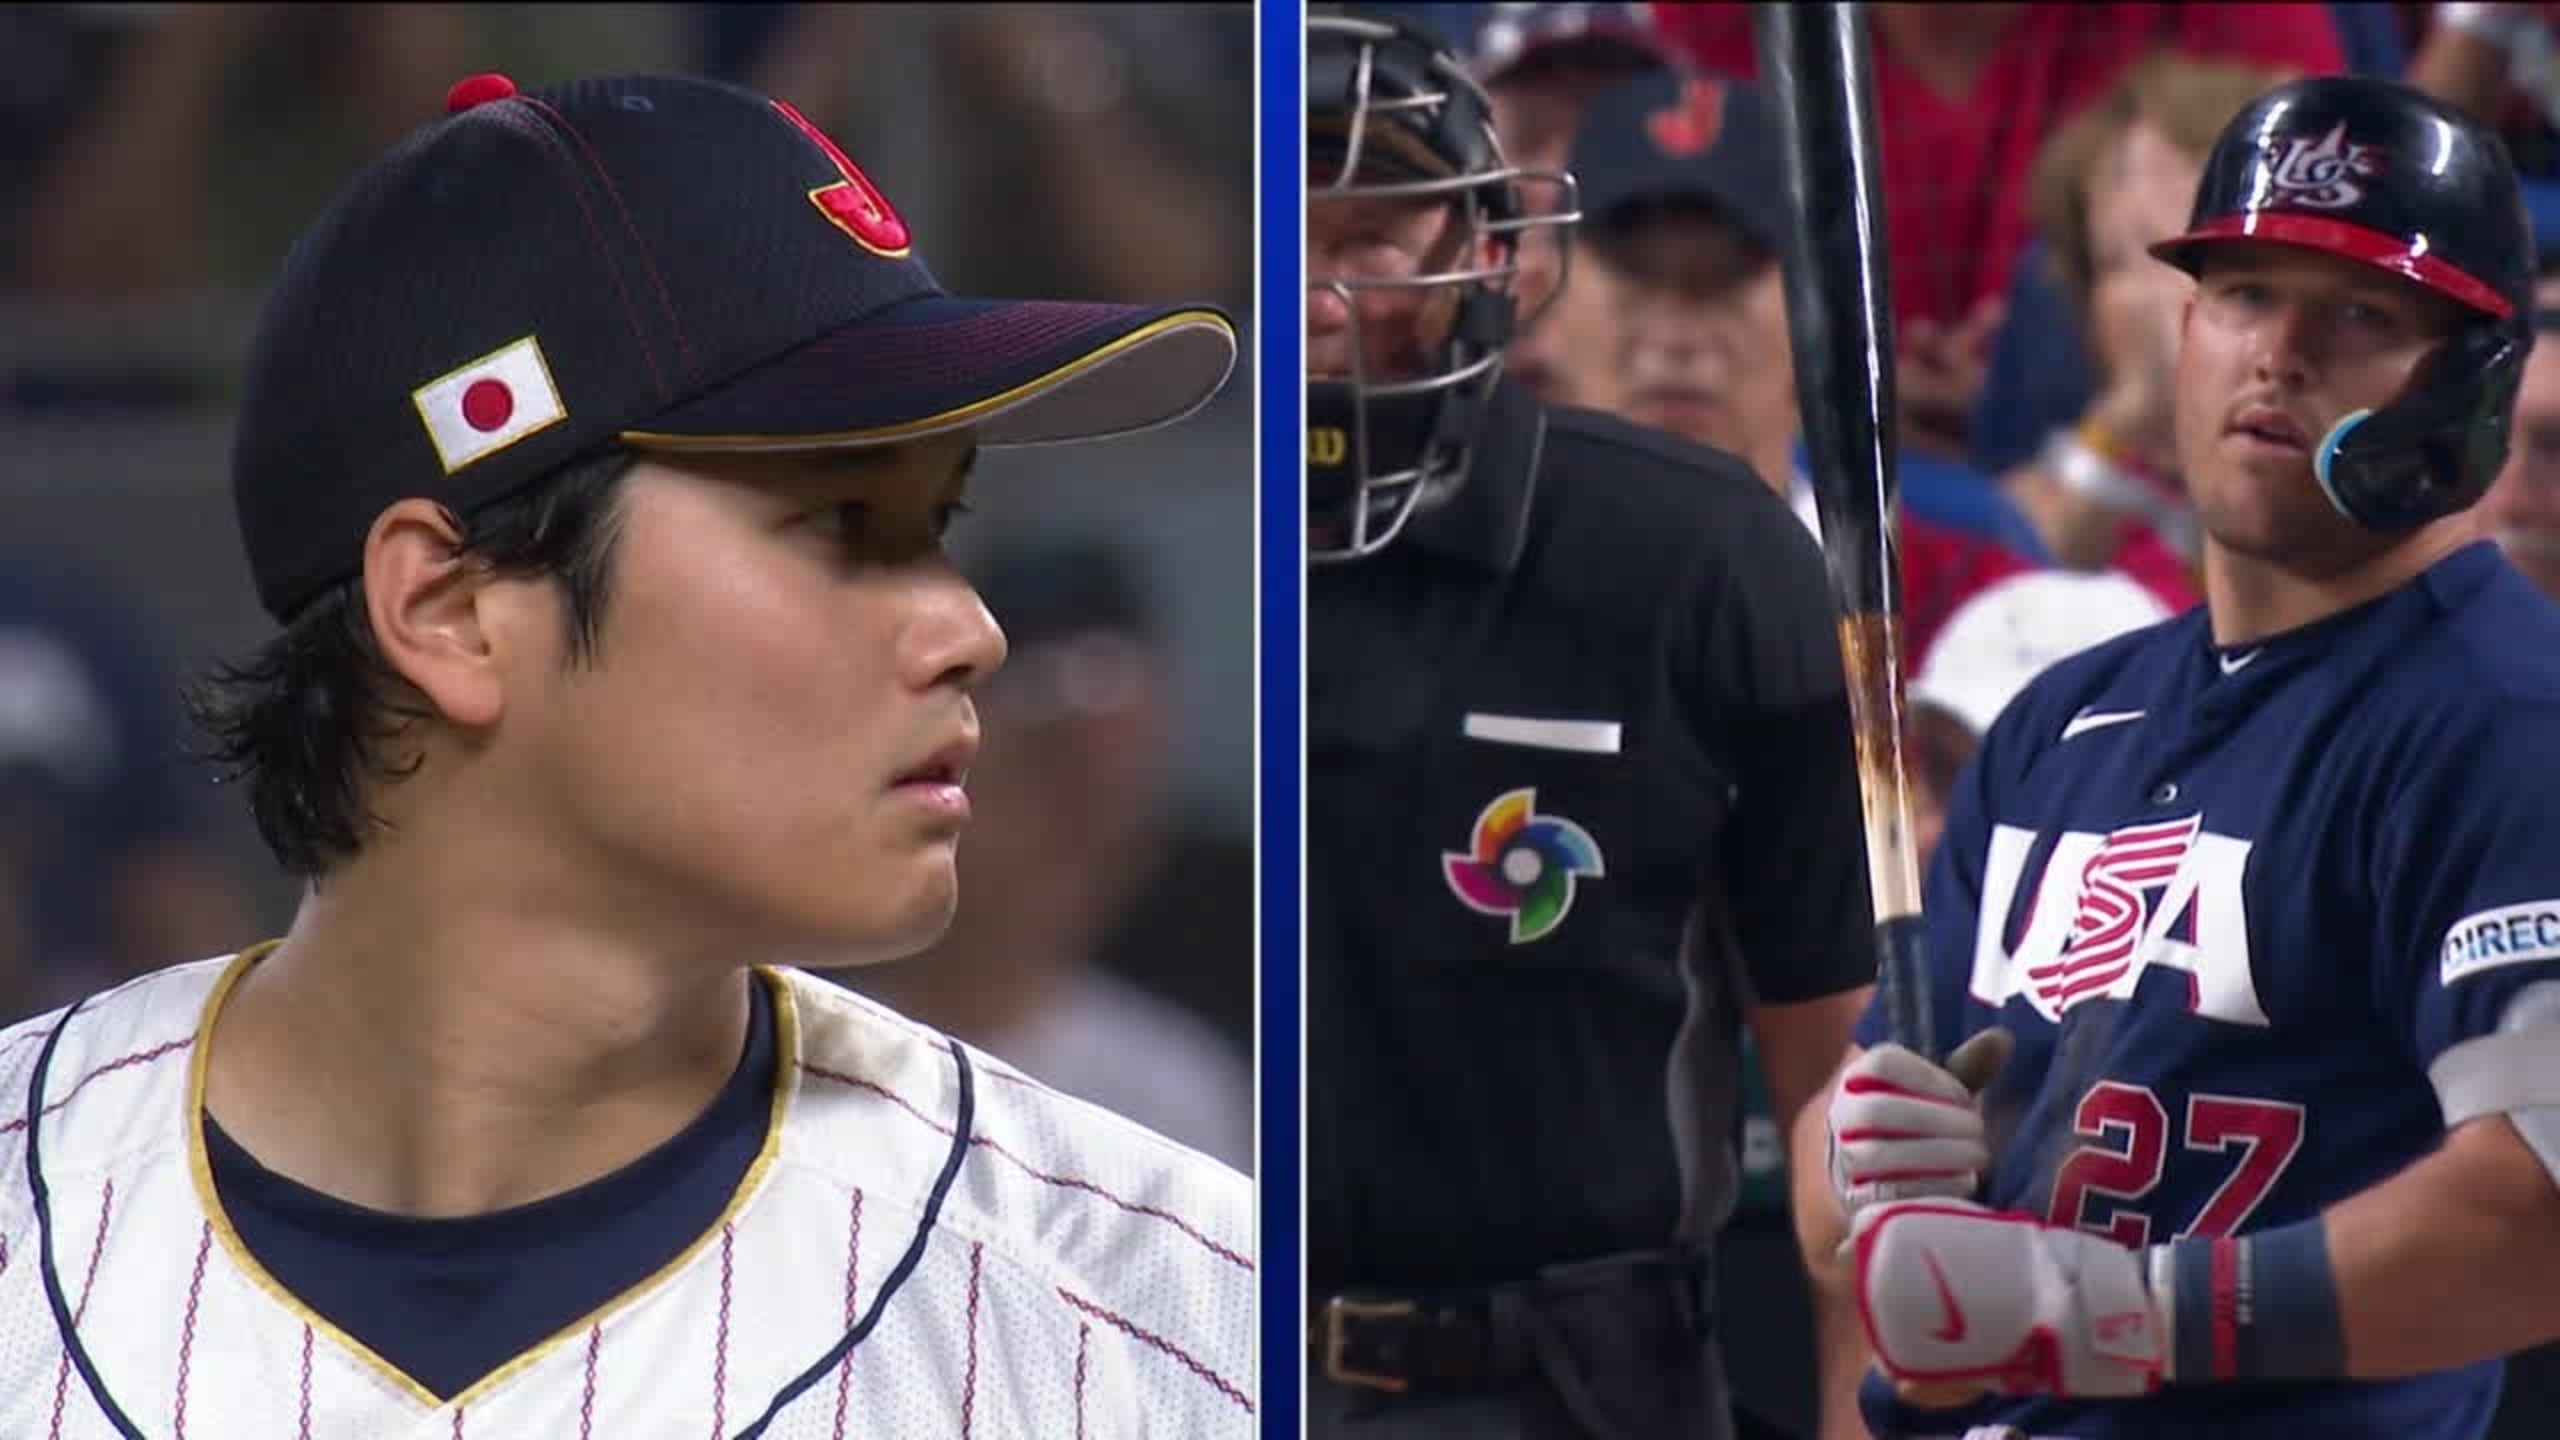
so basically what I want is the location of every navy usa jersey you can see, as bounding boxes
[1857,543,2560,1440]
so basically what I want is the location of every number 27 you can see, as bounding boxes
[2047,1082,2305,1246]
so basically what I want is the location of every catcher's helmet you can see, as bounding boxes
[2149,75,2534,533]
[1306,8,1575,562]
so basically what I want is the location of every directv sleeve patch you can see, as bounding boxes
[2442,901,2560,986]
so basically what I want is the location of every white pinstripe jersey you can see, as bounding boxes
[0,954,1257,1438]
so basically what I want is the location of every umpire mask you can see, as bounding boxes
[1306,9,1576,562]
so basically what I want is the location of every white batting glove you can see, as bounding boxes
[1851,1199,2166,1400]
[1826,1030,2011,1219]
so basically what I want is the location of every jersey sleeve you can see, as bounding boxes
[2371,706,2560,1075]
[1681,482,1876,1006]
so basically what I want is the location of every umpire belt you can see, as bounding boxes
[1310,1247,1710,1398]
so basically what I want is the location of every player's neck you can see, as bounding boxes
[2201,516,2480,647]
[856,936,1079,1046]
[201,859,757,1219]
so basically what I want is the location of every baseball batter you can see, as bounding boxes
[1806,76,2560,1440]
[0,72,1253,1437]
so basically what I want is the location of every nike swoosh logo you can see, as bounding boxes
[2061,708,2145,741]
[2219,648,2263,675]
[1922,1247,1967,1343]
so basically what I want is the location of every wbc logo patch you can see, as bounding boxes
[411,335,567,473]
[1442,788,1605,944]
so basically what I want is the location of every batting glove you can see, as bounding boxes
[1851,1199,2166,1400]
[1827,1030,2012,1219]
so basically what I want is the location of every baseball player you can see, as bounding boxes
[1806,76,2560,1440]
[0,72,1253,1438]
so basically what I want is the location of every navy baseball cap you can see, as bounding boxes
[1569,69,1785,254]
[232,71,1238,623]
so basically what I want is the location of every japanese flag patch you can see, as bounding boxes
[411,335,567,473]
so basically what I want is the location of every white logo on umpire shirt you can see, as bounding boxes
[2441,900,2560,985]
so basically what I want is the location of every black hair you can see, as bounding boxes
[185,448,637,877]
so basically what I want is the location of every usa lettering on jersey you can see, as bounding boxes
[1969,816,2267,1026]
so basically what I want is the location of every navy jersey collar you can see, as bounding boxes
[2193,539,2509,692]
[202,971,778,1252]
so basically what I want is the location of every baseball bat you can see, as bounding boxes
[1751,1,1934,1060]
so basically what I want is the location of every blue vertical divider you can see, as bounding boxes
[1256,0,1304,1434]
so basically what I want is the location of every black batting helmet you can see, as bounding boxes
[2149,74,2534,533]
[1306,7,1575,562]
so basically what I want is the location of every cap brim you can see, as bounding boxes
[2149,213,2512,320]
[1581,165,1782,256]
[619,296,1237,452]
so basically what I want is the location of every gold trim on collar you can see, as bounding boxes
[185,955,801,1413]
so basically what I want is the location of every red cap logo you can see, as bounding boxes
[1646,78,1727,159]
[772,100,913,258]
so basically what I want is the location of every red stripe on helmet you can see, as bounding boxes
[2151,212,2513,321]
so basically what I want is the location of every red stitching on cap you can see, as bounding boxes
[518,96,700,382]
[502,105,670,402]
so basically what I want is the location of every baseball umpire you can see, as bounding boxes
[1820,76,2560,1440]
[0,71,1253,1437]
[1305,10,1879,1438]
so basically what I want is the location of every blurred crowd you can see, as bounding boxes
[0,3,1253,1171]
[1367,1,2560,1433]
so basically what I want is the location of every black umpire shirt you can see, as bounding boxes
[1308,377,1876,1293]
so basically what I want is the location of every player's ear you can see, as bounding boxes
[360,498,509,731]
